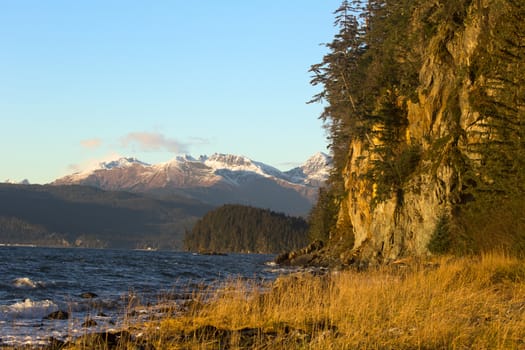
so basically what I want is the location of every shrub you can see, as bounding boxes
[428,215,452,254]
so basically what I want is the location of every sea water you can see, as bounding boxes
[0,246,283,347]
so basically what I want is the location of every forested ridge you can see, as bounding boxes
[0,184,212,249]
[306,0,524,263]
[184,204,308,254]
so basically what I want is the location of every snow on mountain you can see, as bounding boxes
[56,157,152,184]
[52,152,332,215]
[302,152,332,181]
[55,153,332,188]
[285,152,332,186]
[99,157,150,170]
[202,153,288,184]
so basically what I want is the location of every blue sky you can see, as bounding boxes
[1,1,340,184]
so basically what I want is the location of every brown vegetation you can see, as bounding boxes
[57,253,525,349]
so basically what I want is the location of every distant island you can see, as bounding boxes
[184,204,309,254]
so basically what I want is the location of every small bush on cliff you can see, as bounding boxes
[427,215,452,254]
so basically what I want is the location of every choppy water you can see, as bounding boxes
[0,246,282,347]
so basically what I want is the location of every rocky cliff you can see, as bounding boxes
[312,0,524,265]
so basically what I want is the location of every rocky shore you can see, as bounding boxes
[274,240,326,267]
[3,253,525,349]
[6,323,332,350]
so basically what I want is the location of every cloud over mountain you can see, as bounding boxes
[80,138,102,150]
[120,132,188,153]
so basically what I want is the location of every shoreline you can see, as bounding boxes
[3,253,525,349]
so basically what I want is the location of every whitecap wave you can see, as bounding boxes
[12,277,44,289]
[0,298,58,319]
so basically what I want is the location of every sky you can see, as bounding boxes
[1,1,342,184]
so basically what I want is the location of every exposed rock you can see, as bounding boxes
[178,323,325,348]
[43,310,69,320]
[82,318,98,327]
[66,331,132,349]
[275,240,324,266]
[44,337,66,350]
[80,292,98,299]
[198,251,228,256]
[323,0,525,263]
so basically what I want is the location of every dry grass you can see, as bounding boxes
[65,253,525,349]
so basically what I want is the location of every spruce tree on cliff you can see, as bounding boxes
[308,0,525,263]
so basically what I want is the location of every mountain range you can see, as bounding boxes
[0,153,330,249]
[52,152,332,216]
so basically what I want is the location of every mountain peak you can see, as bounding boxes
[207,153,253,166]
[284,152,332,185]
[99,157,150,170]
[304,152,332,172]
[205,153,260,172]
[175,154,197,162]
[51,152,332,215]
[307,151,330,162]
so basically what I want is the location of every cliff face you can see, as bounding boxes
[328,0,524,263]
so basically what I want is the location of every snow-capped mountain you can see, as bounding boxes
[285,152,331,187]
[52,153,332,215]
[100,157,150,170]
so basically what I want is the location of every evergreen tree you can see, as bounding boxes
[309,0,369,174]
[307,187,338,242]
[184,205,309,254]
[309,0,525,256]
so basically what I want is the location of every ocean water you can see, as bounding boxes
[0,246,283,347]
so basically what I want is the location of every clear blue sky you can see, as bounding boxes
[1,1,341,184]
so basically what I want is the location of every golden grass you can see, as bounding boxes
[66,253,525,349]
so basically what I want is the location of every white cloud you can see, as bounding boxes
[120,132,188,153]
[80,138,102,149]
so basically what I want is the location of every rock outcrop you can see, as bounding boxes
[319,0,524,264]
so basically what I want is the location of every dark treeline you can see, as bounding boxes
[184,204,309,254]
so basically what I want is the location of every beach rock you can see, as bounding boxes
[188,325,231,342]
[82,318,98,327]
[199,250,228,256]
[80,292,98,299]
[68,331,132,349]
[45,337,66,350]
[275,240,324,266]
[44,310,69,320]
